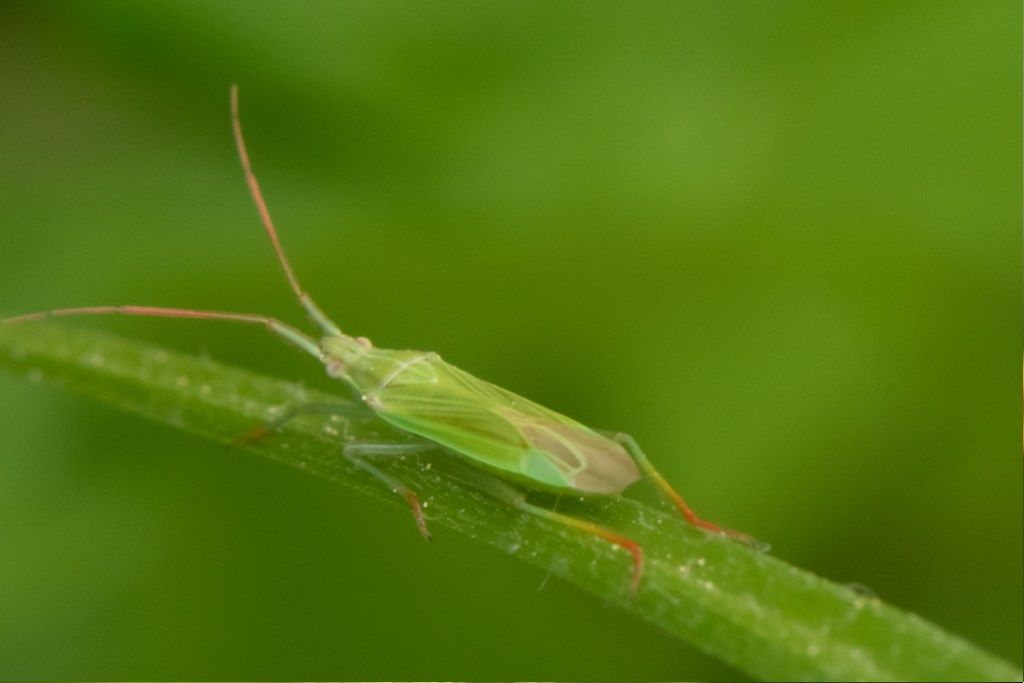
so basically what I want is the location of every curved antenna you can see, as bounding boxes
[230,84,342,337]
[2,306,321,359]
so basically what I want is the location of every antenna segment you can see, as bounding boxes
[230,84,342,337]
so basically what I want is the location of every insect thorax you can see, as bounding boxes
[320,335,431,398]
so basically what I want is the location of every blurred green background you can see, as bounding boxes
[0,1,1020,679]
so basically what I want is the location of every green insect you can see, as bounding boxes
[3,85,751,593]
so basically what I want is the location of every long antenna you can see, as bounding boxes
[2,306,321,358]
[230,84,342,337]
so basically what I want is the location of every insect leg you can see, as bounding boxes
[609,431,754,545]
[344,442,435,542]
[518,499,644,595]
[461,471,644,594]
[228,399,433,540]
[230,402,363,447]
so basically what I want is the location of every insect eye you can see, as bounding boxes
[325,360,345,378]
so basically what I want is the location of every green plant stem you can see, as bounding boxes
[0,323,1018,681]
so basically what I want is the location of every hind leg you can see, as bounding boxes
[461,469,644,594]
[608,431,754,545]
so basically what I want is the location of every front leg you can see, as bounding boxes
[229,401,435,541]
[229,401,362,447]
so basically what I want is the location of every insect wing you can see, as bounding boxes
[370,353,639,493]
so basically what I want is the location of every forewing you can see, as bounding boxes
[370,358,535,475]
[368,354,639,493]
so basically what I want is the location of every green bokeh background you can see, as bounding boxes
[1,2,1020,679]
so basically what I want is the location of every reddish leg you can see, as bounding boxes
[226,399,434,541]
[516,499,644,594]
[612,432,755,546]
[228,401,362,448]
[467,471,645,595]
[344,442,434,541]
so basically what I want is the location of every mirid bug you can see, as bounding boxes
[3,85,752,593]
